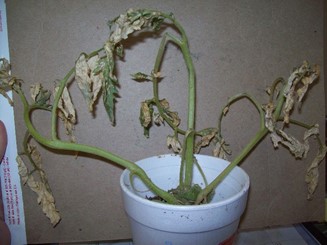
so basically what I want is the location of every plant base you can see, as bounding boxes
[120,154,250,245]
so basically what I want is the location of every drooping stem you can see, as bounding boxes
[195,87,285,204]
[195,127,268,204]
[15,68,180,205]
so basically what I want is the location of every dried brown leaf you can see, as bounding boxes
[213,138,231,160]
[305,145,327,199]
[167,135,182,153]
[27,143,42,168]
[270,132,282,148]
[167,111,181,127]
[195,128,217,153]
[283,61,320,124]
[302,124,320,158]
[283,91,295,124]
[140,102,152,128]
[55,86,76,124]
[30,83,42,102]
[16,155,61,226]
[263,102,275,132]
[54,86,76,142]
[75,54,102,112]
[159,99,170,110]
[277,130,306,158]
[16,156,28,184]
[153,112,164,125]
[297,65,320,103]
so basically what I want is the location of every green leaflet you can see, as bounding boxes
[102,74,119,125]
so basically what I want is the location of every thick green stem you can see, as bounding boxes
[180,39,196,187]
[152,13,197,188]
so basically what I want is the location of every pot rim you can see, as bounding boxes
[120,154,250,211]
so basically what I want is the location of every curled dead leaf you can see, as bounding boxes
[167,135,182,153]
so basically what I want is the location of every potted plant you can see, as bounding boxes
[0,8,326,245]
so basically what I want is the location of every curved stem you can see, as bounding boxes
[196,81,289,204]
[195,93,269,204]
[218,93,266,137]
[152,33,186,135]
[195,127,269,204]
[16,79,180,205]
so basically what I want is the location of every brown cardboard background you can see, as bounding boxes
[6,0,325,243]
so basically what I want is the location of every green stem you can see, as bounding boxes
[152,12,197,188]
[152,33,185,135]
[16,81,180,205]
[174,20,196,188]
[195,127,268,204]
[218,93,266,136]
[51,67,75,140]
[196,81,288,204]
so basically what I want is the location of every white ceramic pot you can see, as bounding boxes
[120,154,250,245]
